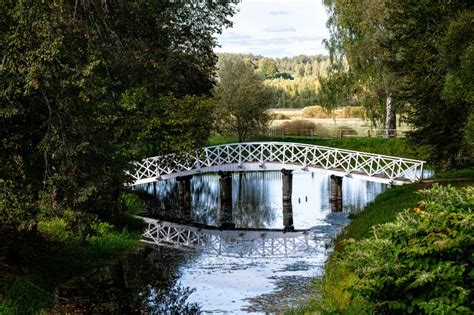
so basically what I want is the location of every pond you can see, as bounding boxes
[56,170,388,313]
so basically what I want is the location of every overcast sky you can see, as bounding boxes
[215,0,330,58]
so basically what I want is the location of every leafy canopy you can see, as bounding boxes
[0,0,236,229]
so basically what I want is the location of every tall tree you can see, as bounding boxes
[0,0,236,229]
[323,0,398,136]
[258,57,278,79]
[214,55,273,142]
[385,0,473,167]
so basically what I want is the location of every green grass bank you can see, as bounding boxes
[0,195,145,314]
[291,170,473,314]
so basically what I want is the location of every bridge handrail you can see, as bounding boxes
[144,142,424,163]
[129,142,425,184]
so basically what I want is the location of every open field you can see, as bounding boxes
[270,108,367,127]
[270,108,412,138]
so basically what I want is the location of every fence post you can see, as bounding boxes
[368,129,371,138]
[340,130,344,139]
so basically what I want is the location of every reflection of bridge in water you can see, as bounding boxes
[141,217,322,258]
[133,142,425,252]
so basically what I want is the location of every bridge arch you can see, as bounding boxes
[129,142,424,186]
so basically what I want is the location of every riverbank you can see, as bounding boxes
[0,198,145,314]
[293,169,473,314]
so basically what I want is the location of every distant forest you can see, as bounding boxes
[217,53,331,108]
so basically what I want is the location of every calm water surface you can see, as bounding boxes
[58,171,388,313]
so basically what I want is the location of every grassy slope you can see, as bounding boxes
[292,172,474,314]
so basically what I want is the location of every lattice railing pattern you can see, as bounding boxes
[129,142,425,185]
[141,217,321,258]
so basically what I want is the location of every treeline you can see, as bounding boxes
[217,53,331,108]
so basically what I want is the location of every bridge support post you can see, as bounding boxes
[330,175,343,212]
[219,171,235,229]
[176,175,192,221]
[281,169,294,231]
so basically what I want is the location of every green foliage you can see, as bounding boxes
[308,259,369,314]
[214,55,273,142]
[86,228,138,258]
[340,185,473,313]
[441,10,474,164]
[120,192,145,216]
[0,216,142,314]
[319,70,357,114]
[120,89,216,157]
[258,57,278,79]
[265,77,320,108]
[384,1,473,168]
[433,167,474,180]
[37,217,77,243]
[1,1,235,229]
[340,184,422,243]
[323,0,396,128]
[218,53,331,108]
[0,276,51,315]
[465,111,474,152]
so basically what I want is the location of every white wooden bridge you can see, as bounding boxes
[141,217,322,258]
[129,142,425,186]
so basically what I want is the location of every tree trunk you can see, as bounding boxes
[384,93,396,138]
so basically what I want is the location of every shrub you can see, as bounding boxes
[271,112,290,120]
[280,120,316,135]
[340,185,474,314]
[302,105,332,118]
[37,217,78,243]
[335,106,365,119]
[86,229,138,258]
[121,192,145,215]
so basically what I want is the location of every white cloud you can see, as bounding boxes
[215,0,330,57]
[269,10,289,15]
[264,26,296,33]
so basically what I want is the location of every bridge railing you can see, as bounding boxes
[129,142,425,185]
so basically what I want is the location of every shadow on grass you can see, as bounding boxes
[0,215,144,314]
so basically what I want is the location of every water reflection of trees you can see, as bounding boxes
[53,246,200,314]
[137,172,281,229]
[232,172,276,228]
[136,171,386,229]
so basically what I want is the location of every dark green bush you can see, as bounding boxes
[340,185,473,314]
